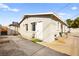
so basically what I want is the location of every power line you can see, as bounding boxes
[57,3,70,12]
[56,3,79,20]
[49,3,79,20]
[51,4,71,19]
[61,3,78,20]
[53,4,71,20]
[48,3,70,13]
[69,13,79,20]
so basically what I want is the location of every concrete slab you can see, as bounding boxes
[0,35,69,56]
[32,47,69,56]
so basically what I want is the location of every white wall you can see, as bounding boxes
[19,16,66,42]
[19,17,50,40]
[70,28,79,33]
[8,26,19,35]
[43,18,60,42]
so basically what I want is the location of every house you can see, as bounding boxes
[8,22,19,35]
[0,23,20,36]
[19,12,68,42]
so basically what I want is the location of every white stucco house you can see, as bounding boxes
[19,12,68,42]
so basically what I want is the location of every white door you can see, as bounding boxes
[35,21,43,40]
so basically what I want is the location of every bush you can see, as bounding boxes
[32,38,42,43]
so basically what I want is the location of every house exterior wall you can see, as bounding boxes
[64,25,69,33]
[19,16,66,42]
[19,17,51,40]
[43,18,60,42]
[8,26,19,35]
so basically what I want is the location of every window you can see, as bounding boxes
[31,22,36,31]
[25,24,28,31]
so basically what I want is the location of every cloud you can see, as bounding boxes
[58,12,72,20]
[8,8,20,12]
[58,12,71,17]
[0,3,20,12]
[71,6,78,10]
[58,12,68,16]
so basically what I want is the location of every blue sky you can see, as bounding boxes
[0,3,79,25]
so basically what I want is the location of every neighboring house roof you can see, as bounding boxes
[19,12,67,26]
[9,22,19,27]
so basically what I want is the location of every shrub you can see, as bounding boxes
[32,38,42,43]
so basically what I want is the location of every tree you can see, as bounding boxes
[66,19,73,28]
[74,17,79,28]
[66,17,79,28]
[66,19,73,32]
[71,21,78,28]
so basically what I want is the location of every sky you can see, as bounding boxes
[0,3,79,25]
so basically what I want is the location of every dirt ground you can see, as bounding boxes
[38,32,79,56]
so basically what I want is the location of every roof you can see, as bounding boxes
[9,22,19,27]
[19,12,67,26]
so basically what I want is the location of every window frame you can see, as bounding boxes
[25,24,28,31]
[31,22,36,31]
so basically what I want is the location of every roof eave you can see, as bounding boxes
[19,13,67,26]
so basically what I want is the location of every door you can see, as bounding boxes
[35,21,43,40]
